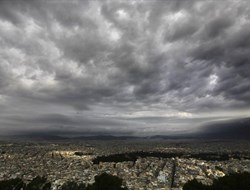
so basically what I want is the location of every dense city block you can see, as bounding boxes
[0,140,250,190]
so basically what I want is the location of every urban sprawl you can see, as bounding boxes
[0,140,249,190]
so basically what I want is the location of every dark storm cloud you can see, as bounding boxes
[196,117,250,139]
[0,0,250,135]
[0,112,136,135]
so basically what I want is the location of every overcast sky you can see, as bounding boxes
[0,0,250,136]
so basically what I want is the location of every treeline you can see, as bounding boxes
[1,172,250,190]
[92,151,248,164]
[0,173,127,190]
[183,172,250,190]
[0,176,51,190]
[93,151,183,164]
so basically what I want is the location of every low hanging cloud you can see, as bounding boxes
[0,0,250,136]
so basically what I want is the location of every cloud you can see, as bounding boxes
[0,0,250,135]
[196,117,250,139]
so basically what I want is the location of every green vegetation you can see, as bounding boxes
[26,176,51,190]
[0,173,127,190]
[0,176,51,190]
[86,173,128,190]
[183,172,250,190]
[61,173,127,190]
[92,151,238,164]
[183,178,208,190]
[0,178,25,190]
[61,181,86,190]
[0,172,249,190]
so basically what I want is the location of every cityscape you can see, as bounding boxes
[1,139,250,189]
[1,0,250,189]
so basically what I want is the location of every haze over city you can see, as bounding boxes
[0,0,250,137]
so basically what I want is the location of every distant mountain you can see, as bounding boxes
[1,134,141,141]
[73,135,140,140]
[148,135,194,140]
[2,133,70,141]
[195,117,250,139]
[25,133,70,141]
[1,118,249,141]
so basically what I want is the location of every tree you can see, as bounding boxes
[86,173,128,190]
[212,172,250,190]
[61,181,86,190]
[183,172,250,190]
[26,176,51,190]
[0,178,26,190]
[183,178,208,190]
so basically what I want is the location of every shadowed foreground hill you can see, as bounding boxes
[0,173,127,190]
[0,172,249,190]
[0,176,51,190]
[183,172,250,190]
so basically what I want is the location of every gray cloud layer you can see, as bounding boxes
[0,0,250,136]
